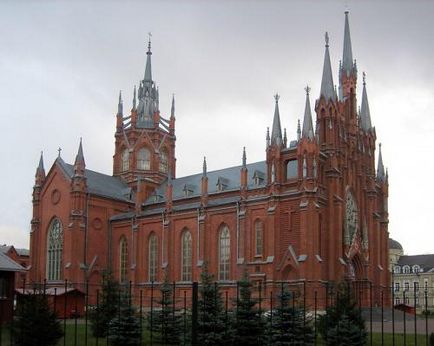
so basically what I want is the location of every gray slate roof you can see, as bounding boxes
[397,254,434,272]
[0,252,25,272]
[389,238,403,251]
[57,158,132,203]
[145,161,267,205]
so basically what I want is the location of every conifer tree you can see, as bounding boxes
[89,271,121,337]
[197,262,228,345]
[13,292,63,346]
[232,270,264,346]
[108,292,141,346]
[149,276,183,345]
[267,284,314,345]
[318,282,367,346]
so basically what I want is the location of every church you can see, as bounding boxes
[29,12,389,305]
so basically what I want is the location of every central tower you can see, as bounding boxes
[113,39,176,203]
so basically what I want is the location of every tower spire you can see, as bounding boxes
[297,119,301,141]
[377,143,385,181]
[320,32,335,101]
[342,11,354,77]
[144,34,153,82]
[171,94,175,118]
[73,137,86,176]
[202,156,207,177]
[271,94,282,146]
[242,147,247,168]
[132,85,137,110]
[118,90,123,115]
[302,86,314,140]
[37,151,44,173]
[360,72,372,131]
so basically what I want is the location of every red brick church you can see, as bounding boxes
[29,12,389,304]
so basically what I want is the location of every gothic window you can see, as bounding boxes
[181,231,192,281]
[286,159,298,179]
[148,234,158,282]
[159,149,168,173]
[119,237,128,283]
[137,147,151,170]
[271,163,276,183]
[344,190,358,245]
[303,156,307,178]
[121,149,129,171]
[255,220,263,257]
[47,219,63,281]
[219,226,230,281]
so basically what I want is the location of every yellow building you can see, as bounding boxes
[389,238,434,313]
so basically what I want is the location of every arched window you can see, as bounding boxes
[403,265,410,274]
[394,266,401,274]
[119,237,128,283]
[303,156,308,178]
[148,234,158,282]
[255,220,263,257]
[47,219,63,281]
[159,149,168,173]
[121,149,129,171]
[271,163,276,183]
[181,231,192,281]
[219,226,230,281]
[286,159,298,179]
[413,265,420,274]
[137,147,151,170]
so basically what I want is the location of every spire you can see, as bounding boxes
[242,147,247,168]
[283,128,287,147]
[377,143,385,181]
[74,138,85,168]
[360,72,372,131]
[266,127,270,147]
[202,156,207,177]
[118,90,123,115]
[144,35,153,82]
[171,94,175,118]
[302,86,314,140]
[297,119,301,141]
[320,32,336,101]
[37,151,44,173]
[271,94,282,146]
[132,85,137,110]
[342,11,354,77]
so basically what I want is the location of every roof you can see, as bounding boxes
[389,238,403,251]
[144,161,267,205]
[16,248,29,256]
[0,245,12,254]
[57,158,132,203]
[397,254,434,272]
[0,252,25,272]
[17,287,84,296]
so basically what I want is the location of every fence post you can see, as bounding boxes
[150,281,154,346]
[381,289,384,346]
[191,282,198,346]
[425,288,428,346]
[403,290,407,345]
[74,288,78,346]
[96,289,99,346]
[64,279,67,346]
[139,289,143,346]
[369,281,373,346]
[414,282,417,346]
[314,290,317,346]
[392,281,395,346]
[184,290,187,345]
[85,280,88,346]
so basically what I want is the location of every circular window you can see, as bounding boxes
[51,189,61,205]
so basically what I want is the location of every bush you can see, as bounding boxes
[89,272,121,337]
[13,292,63,346]
[318,282,367,346]
[108,298,141,346]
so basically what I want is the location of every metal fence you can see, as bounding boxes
[1,279,434,345]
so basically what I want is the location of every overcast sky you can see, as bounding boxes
[0,0,433,255]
